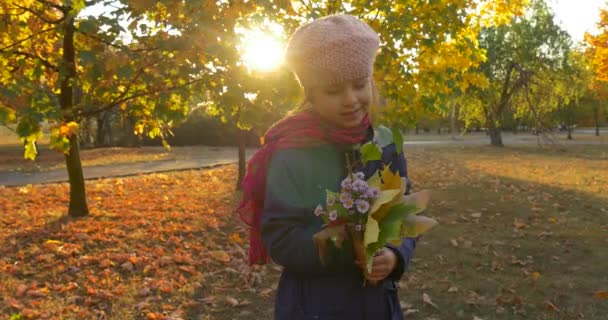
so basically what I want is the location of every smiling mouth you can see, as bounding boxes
[340,107,363,117]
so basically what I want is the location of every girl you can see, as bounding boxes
[238,14,416,320]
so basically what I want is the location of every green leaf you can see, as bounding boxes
[374,125,394,147]
[77,18,99,34]
[50,132,71,155]
[365,203,417,260]
[78,50,97,65]
[0,106,16,124]
[370,189,401,213]
[116,65,135,79]
[366,172,381,189]
[401,215,438,237]
[360,142,382,165]
[392,127,403,154]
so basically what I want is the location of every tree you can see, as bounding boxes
[585,7,608,136]
[461,0,571,146]
[0,0,224,216]
[552,50,594,139]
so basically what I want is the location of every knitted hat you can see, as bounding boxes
[285,14,380,88]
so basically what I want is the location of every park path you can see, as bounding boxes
[1,132,605,187]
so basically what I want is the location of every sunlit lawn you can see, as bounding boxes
[1,144,607,319]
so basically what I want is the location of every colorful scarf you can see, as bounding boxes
[238,111,371,265]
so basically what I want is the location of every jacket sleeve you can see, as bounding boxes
[385,148,417,281]
[260,150,356,275]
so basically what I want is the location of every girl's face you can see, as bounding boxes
[308,77,372,129]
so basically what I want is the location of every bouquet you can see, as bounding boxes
[312,126,437,282]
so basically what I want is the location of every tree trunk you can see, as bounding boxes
[415,124,419,135]
[567,126,573,140]
[96,115,106,147]
[61,15,89,217]
[450,102,456,139]
[486,109,503,147]
[595,105,600,136]
[65,136,89,216]
[488,126,503,146]
[236,129,247,191]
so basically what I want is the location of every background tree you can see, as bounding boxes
[460,0,571,146]
[585,6,608,136]
[0,0,235,217]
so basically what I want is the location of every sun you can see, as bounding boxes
[240,29,285,72]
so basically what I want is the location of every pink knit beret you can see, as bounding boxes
[285,14,380,88]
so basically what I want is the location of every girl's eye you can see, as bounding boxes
[324,87,341,95]
[353,81,368,90]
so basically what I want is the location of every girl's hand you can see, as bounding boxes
[357,248,397,282]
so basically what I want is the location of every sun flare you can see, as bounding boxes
[240,30,285,72]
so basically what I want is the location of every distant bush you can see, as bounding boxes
[144,110,260,147]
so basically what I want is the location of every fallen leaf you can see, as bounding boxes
[229,232,245,244]
[450,239,458,247]
[471,212,482,219]
[209,250,231,263]
[514,220,527,229]
[121,261,134,272]
[448,286,459,293]
[545,300,559,311]
[8,297,24,309]
[400,301,413,310]
[422,292,438,309]
[531,272,541,280]
[225,296,239,307]
[404,309,419,316]
[593,290,608,299]
[15,284,27,297]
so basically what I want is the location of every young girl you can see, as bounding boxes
[238,14,416,320]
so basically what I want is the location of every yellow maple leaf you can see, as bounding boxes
[379,166,401,191]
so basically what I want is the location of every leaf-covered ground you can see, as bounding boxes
[1,145,607,320]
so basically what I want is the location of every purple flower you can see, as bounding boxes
[365,189,375,199]
[340,177,353,190]
[328,210,338,221]
[355,199,370,214]
[314,205,325,216]
[342,197,354,209]
[355,172,365,180]
[339,191,352,203]
[370,187,380,198]
[352,179,369,193]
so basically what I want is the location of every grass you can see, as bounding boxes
[1,144,607,319]
[401,144,608,320]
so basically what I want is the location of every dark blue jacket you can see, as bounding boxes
[261,142,416,320]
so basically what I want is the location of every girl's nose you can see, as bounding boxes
[342,86,357,107]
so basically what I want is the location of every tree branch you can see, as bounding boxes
[77,77,207,118]
[0,28,57,52]
[2,50,59,71]
[33,0,65,12]
[13,3,65,24]
[77,28,160,52]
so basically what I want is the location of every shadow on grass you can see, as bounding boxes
[402,146,608,320]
